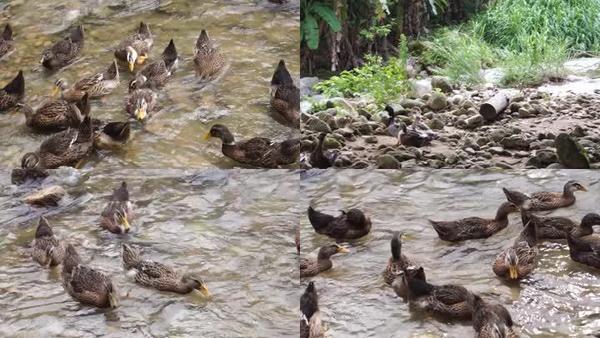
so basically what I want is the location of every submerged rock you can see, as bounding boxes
[555,133,590,169]
[23,186,66,207]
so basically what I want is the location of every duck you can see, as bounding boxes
[309,133,336,169]
[94,121,131,149]
[41,25,84,70]
[53,60,120,101]
[300,244,349,277]
[493,220,537,281]
[18,92,90,132]
[429,202,518,242]
[521,211,600,240]
[470,294,519,338]
[0,70,24,111]
[10,166,49,185]
[137,39,178,89]
[307,206,372,240]
[204,124,299,168]
[502,180,587,211]
[396,121,433,147]
[270,60,300,127]
[100,182,133,234]
[20,115,94,169]
[401,266,474,320]
[0,23,15,60]
[566,233,600,269]
[193,30,225,81]
[114,22,153,73]
[31,216,65,267]
[126,75,157,121]
[122,244,211,297]
[383,231,413,285]
[62,244,118,308]
[300,282,324,338]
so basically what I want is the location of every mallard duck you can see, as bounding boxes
[383,231,413,285]
[204,124,299,168]
[100,182,133,234]
[41,25,84,70]
[300,282,324,338]
[396,122,433,147]
[21,115,94,169]
[503,180,587,211]
[307,206,372,240]
[0,70,24,111]
[493,220,537,280]
[53,60,120,101]
[429,202,518,242]
[566,233,600,269]
[401,266,473,320]
[31,216,65,267]
[521,211,600,240]
[62,244,118,308]
[270,60,300,127]
[309,133,336,169]
[126,76,157,121]
[138,39,178,88]
[193,30,225,81]
[122,244,211,296]
[18,93,90,132]
[0,23,15,60]
[94,121,131,149]
[115,22,153,73]
[300,244,349,277]
[470,295,519,338]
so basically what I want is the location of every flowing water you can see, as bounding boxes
[300,170,600,337]
[0,0,299,169]
[0,168,299,337]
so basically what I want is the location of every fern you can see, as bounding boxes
[301,0,341,50]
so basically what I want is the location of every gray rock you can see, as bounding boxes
[306,118,332,133]
[431,76,453,93]
[501,135,530,150]
[323,137,343,150]
[376,155,401,169]
[464,115,484,129]
[429,118,444,130]
[428,92,448,111]
[389,150,416,162]
[555,133,590,168]
[518,108,532,118]
[400,98,426,109]
[351,122,374,135]
[300,77,320,96]
[364,136,378,144]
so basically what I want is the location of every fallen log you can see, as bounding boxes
[480,93,510,121]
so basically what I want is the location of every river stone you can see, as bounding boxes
[364,135,378,144]
[431,76,453,93]
[389,150,416,162]
[571,125,586,137]
[501,135,530,150]
[464,115,483,129]
[400,98,425,109]
[327,97,358,117]
[428,92,447,111]
[351,122,373,135]
[518,108,532,118]
[306,118,331,133]
[429,118,444,130]
[509,102,522,113]
[323,137,342,150]
[555,133,590,168]
[23,186,66,207]
[376,155,401,169]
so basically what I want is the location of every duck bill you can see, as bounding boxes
[203,132,211,141]
[508,266,519,280]
[134,107,147,121]
[197,285,212,298]
[128,61,135,72]
[108,291,119,308]
[51,86,61,97]
[337,247,350,254]
[580,186,588,192]
[122,217,131,232]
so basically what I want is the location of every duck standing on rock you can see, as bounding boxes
[31,216,65,268]
[300,282,324,338]
[307,206,372,240]
[0,70,24,111]
[493,220,538,281]
[300,244,349,278]
[193,29,225,81]
[41,25,85,70]
[115,22,153,73]
[101,182,134,234]
[0,23,15,60]
[270,59,300,127]
[502,180,587,211]
[429,202,518,242]
[383,231,413,285]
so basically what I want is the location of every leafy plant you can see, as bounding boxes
[301,0,342,49]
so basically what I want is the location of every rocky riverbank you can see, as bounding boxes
[300,76,600,169]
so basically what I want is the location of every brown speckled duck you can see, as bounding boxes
[126,75,158,121]
[18,92,90,132]
[503,181,587,211]
[270,60,300,127]
[115,22,153,73]
[138,39,178,88]
[193,30,225,81]
[429,202,518,242]
[470,295,519,338]
[300,244,349,277]
[122,244,211,297]
[41,25,84,70]
[383,231,413,285]
[401,266,474,320]
[0,23,15,60]
[204,124,299,168]
[54,60,120,102]
[566,233,600,269]
[62,244,118,308]
[0,70,24,111]
[100,182,133,234]
[307,206,372,240]
[493,220,537,281]
[31,217,65,267]
[521,211,600,240]
[300,282,324,338]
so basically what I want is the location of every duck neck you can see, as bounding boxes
[563,185,575,199]
[20,104,34,122]
[317,257,333,272]
[495,202,512,222]
[406,277,434,298]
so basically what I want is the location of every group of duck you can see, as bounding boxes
[299,180,599,338]
[30,181,210,309]
[0,21,300,176]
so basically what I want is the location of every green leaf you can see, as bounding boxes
[302,14,320,49]
[311,2,341,32]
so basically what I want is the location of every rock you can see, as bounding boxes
[489,129,507,142]
[431,76,453,93]
[385,103,404,115]
[475,137,490,147]
[351,161,370,169]
[451,95,464,105]
[336,127,355,138]
[306,118,331,133]
[388,150,416,162]
[428,118,444,130]
[427,92,448,111]
[509,102,522,113]
[571,125,586,137]
[409,78,433,97]
[376,155,401,169]
[501,135,530,150]
[555,133,590,168]
[488,147,510,156]
[364,136,378,144]
[464,115,484,129]
[23,186,66,207]
[400,98,426,109]
[323,137,342,150]
[518,108,532,118]
[300,77,320,96]
[327,97,358,117]
[351,122,373,135]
